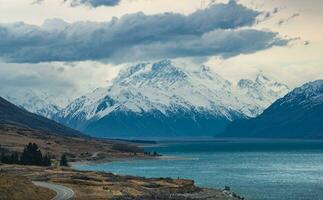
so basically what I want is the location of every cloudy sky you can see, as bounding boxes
[0,0,322,105]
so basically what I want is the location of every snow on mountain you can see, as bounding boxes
[222,80,323,138]
[56,60,289,137]
[1,89,64,119]
[236,72,290,117]
[279,80,323,108]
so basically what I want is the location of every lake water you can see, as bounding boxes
[74,140,323,200]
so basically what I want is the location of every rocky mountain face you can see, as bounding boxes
[222,80,323,139]
[236,74,290,116]
[54,60,289,138]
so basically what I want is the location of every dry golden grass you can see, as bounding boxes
[0,173,55,200]
[0,164,202,200]
[0,125,243,200]
[0,124,147,163]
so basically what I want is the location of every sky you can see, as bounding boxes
[0,0,322,105]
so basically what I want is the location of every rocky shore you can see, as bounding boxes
[0,164,244,200]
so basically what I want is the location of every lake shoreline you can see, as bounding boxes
[0,163,245,200]
[74,139,323,200]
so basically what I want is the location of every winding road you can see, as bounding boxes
[32,181,74,200]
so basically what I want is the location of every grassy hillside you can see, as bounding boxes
[0,173,55,200]
[0,96,146,162]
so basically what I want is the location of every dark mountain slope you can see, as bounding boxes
[0,97,83,137]
[0,96,145,161]
[222,80,323,139]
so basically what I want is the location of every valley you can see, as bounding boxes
[1,1,322,200]
[0,95,242,200]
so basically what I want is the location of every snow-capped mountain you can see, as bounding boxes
[279,79,323,108]
[2,90,62,119]
[223,80,323,138]
[236,72,290,117]
[56,60,289,138]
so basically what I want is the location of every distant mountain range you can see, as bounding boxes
[1,60,291,138]
[52,60,289,138]
[222,80,323,139]
[0,96,83,137]
[2,90,68,119]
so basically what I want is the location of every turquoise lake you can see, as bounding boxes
[75,140,323,200]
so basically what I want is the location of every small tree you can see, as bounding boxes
[42,154,51,166]
[60,154,68,167]
[10,152,19,164]
[20,143,36,165]
[20,143,46,166]
[1,143,51,166]
[0,151,5,163]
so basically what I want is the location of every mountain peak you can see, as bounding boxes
[116,60,187,86]
[56,60,291,138]
[288,80,323,97]
[302,80,323,90]
[255,72,270,85]
[281,79,323,107]
[151,59,172,71]
[192,65,218,81]
[236,73,289,116]
[223,79,323,139]
[1,89,63,119]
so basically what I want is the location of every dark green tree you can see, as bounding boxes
[20,143,43,166]
[20,143,33,165]
[1,143,51,166]
[0,151,4,163]
[60,154,68,167]
[42,154,51,166]
[10,152,19,164]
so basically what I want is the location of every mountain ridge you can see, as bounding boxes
[55,60,289,138]
[222,80,323,139]
[1,89,70,119]
[0,96,84,137]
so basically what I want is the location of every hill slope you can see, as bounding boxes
[0,96,144,161]
[0,174,55,200]
[1,89,70,119]
[0,96,83,137]
[222,80,323,139]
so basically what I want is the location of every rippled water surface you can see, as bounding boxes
[75,140,323,200]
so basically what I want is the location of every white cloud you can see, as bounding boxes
[0,61,121,103]
[0,0,322,98]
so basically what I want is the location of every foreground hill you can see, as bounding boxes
[0,164,244,200]
[0,96,144,161]
[56,60,288,138]
[222,80,323,139]
[0,174,55,200]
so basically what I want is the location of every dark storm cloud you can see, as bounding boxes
[32,0,120,7]
[0,1,287,63]
[66,0,121,7]
[0,71,74,88]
